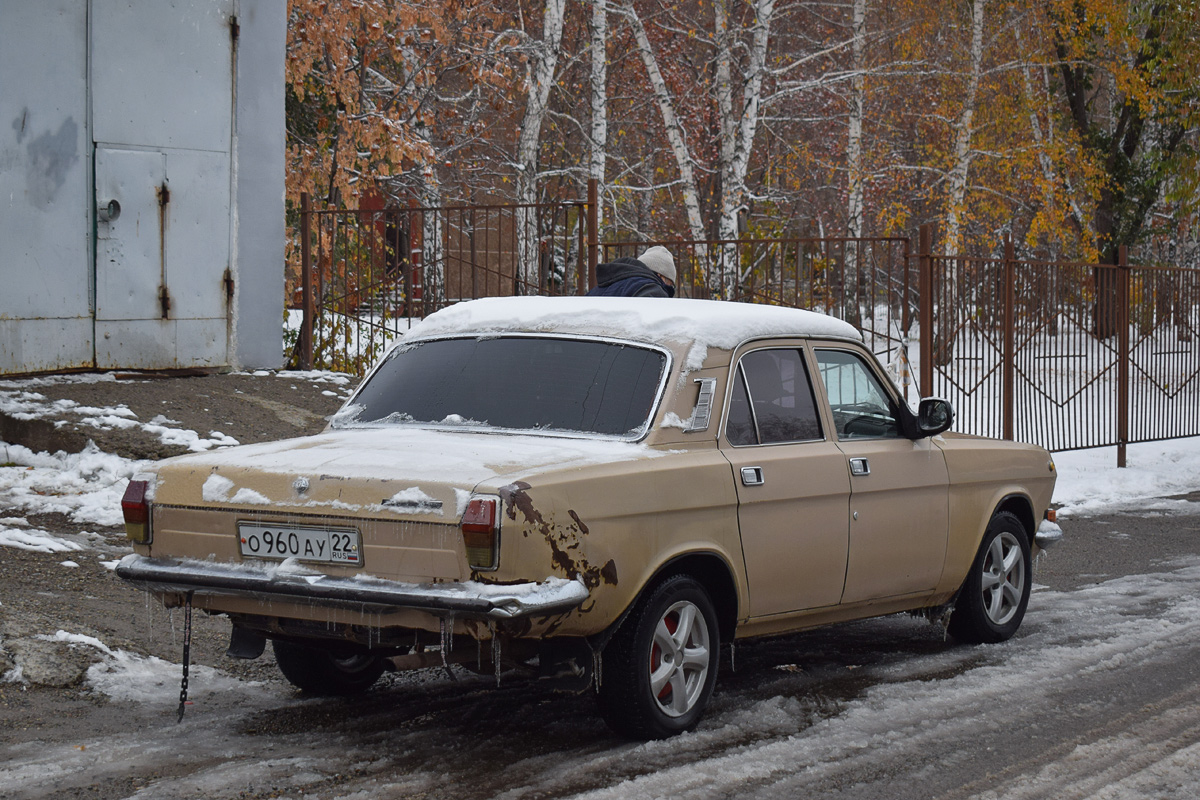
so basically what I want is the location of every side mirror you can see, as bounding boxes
[917,397,954,437]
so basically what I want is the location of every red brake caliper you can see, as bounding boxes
[654,612,679,700]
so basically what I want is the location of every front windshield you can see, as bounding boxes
[336,336,668,437]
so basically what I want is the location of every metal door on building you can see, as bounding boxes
[90,0,236,370]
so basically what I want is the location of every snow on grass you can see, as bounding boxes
[0,374,242,452]
[1053,438,1200,516]
[0,517,85,553]
[0,442,144,529]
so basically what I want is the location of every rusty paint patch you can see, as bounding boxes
[499,481,541,525]
[498,483,616,591]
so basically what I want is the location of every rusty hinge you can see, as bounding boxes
[159,285,172,319]
[223,268,235,305]
[230,15,239,42]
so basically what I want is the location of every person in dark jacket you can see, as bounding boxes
[587,245,677,298]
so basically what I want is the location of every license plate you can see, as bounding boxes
[238,523,361,565]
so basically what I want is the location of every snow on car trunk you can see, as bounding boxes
[140,426,666,583]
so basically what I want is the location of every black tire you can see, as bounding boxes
[597,575,720,739]
[272,640,386,696]
[948,511,1032,644]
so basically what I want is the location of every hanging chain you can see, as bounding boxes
[176,591,194,723]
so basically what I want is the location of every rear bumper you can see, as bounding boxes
[115,554,589,620]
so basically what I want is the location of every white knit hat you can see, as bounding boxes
[639,245,676,283]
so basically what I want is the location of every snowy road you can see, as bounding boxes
[4,407,1200,800]
[4,508,1200,800]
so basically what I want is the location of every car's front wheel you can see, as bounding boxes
[948,511,1032,643]
[597,574,720,739]
[272,640,386,696]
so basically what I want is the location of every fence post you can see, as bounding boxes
[918,224,933,398]
[299,192,313,371]
[1003,236,1015,441]
[1117,245,1130,467]
[587,178,598,290]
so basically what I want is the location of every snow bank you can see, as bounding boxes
[1053,438,1200,516]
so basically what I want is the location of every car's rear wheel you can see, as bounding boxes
[272,640,386,696]
[597,574,719,739]
[948,511,1031,643]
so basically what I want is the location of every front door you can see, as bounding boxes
[813,347,950,603]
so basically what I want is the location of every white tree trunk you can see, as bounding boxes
[623,0,707,243]
[421,170,444,310]
[516,0,567,287]
[711,0,774,296]
[590,0,608,231]
[718,0,774,244]
[943,0,985,257]
[844,0,867,326]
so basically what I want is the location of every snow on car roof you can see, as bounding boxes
[404,297,861,349]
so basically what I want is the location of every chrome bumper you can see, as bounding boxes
[115,554,590,620]
[1035,519,1063,550]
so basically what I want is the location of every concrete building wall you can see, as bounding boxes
[0,0,94,373]
[233,1,286,369]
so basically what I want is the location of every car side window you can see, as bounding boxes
[725,349,823,445]
[815,349,903,440]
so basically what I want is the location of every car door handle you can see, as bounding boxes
[741,466,765,486]
[849,457,870,476]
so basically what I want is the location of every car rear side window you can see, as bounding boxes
[338,336,666,437]
[725,349,823,445]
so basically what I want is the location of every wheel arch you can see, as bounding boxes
[994,493,1035,538]
[647,551,740,644]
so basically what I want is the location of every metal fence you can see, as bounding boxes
[295,192,1200,462]
[296,192,592,373]
[917,228,1200,464]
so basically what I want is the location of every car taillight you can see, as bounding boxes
[122,479,151,543]
[461,497,499,571]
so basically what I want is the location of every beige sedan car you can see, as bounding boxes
[118,297,1059,739]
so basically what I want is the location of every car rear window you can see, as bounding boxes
[337,336,667,437]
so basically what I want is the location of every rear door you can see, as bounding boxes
[722,345,850,617]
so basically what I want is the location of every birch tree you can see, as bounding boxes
[843,0,867,327]
[500,0,568,288]
[941,0,986,257]
[621,0,707,243]
[590,0,609,229]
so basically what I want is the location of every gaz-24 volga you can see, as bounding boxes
[118,297,1060,739]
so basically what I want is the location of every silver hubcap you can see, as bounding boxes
[649,600,711,718]
[981,531,1025,626]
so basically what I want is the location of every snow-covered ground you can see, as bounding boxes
[0,370,354,555]
[3,368,1200,798]
[1052,438,1200,516]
